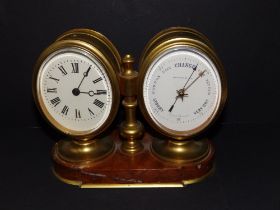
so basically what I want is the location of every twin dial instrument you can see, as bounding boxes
[33,27,227,187]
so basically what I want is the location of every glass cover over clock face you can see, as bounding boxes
[37,48,113,133]
[143,46,221,134]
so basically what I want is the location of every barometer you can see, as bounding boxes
[138,27,227,163]
[33,28,121,163]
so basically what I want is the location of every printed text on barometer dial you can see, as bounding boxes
[143,51,220,131]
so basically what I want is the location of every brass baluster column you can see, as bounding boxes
[119,54,144,154]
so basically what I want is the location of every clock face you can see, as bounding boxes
[142,46,222,135]
[37,48,113,133]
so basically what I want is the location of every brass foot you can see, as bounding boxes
[55,137,114,164]
[151,138,211,164]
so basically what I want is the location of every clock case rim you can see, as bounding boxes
[137,27,228,140]
[32,29,121,140]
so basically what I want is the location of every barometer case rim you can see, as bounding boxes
[138,28,227,140]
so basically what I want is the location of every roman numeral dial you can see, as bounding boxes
[39,48,113,133]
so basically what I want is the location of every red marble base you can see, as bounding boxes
[52,130,215,188]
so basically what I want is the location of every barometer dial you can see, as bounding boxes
[138,27,227,140]
[142,47,221,137]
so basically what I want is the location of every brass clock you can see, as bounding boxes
[138,27,227,163]
[33,28,121,163]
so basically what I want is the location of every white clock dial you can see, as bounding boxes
[38,48,112,133]
[143,46,221,133]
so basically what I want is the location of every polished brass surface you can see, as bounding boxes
[119,55,144,154]
[56,137,114,164]
[33,28,121,140]
[34,27,223,187]
[151,138,211,164]
[138,27,227,164]
[33,28,120,163]
[138,27,228,140]
[57,28,122,75]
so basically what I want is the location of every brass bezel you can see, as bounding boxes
[33,29,121,140]
[138,27,227,140]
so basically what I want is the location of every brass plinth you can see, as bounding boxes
[151,138,212,164]
[119,55,144,154]
[55,137,114,164]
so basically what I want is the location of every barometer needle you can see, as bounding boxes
[168,68,205,113]
[169,64,197,112]
[183,70,206,92]
[77,66,91,89]
[168,91,188,112]
[182,64,198,89]
[169,96,179,112]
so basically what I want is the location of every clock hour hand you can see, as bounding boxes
[80,90,107,97]
[80,90,95,97]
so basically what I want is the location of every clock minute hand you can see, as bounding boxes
[184,70,206,92]
[77,66,91,89]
